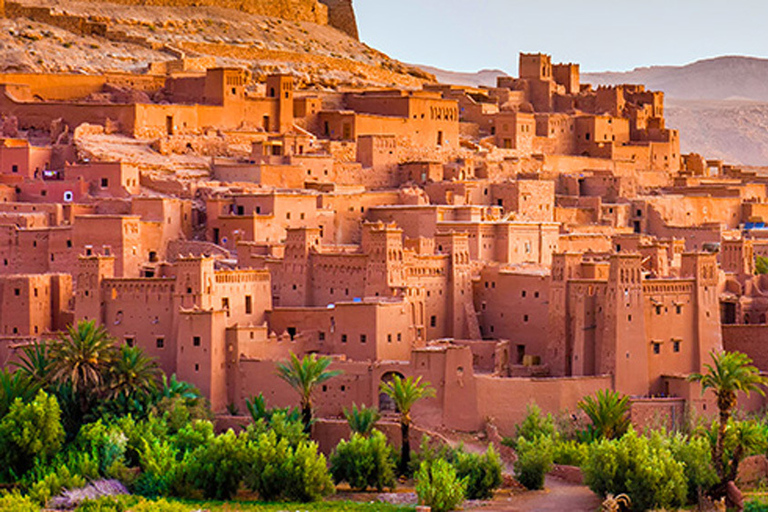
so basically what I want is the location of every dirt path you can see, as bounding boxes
[441,432,601,511]
[471,476,601,512]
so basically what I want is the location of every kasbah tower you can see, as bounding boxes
[0,0,764,441]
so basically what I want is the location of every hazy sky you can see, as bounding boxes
[353,0,768,73]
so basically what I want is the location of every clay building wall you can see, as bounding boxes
[476,374,612,435]
[490,180,555,221]
[0,273,70,337]
[473,266,550,360]
[63,162,140,198]
[0,139,52,178]
[269,300,413,362]
[319,190,401,244]
[72,215,143,277]
[723,325,768,371]
[318,110,459,149]
[206,192,323,248]
[101,277,177,373]
[491,111,535,151]
[532,113,577,155]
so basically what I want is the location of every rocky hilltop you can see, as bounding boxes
[0,0,430,88]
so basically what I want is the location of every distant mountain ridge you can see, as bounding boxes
[583,56,768,102]
[416,56,768,165]
[416,65,508,88]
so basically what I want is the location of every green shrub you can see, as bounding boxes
[0,491,39,512]
[76,420,128,475]
[244,429,334,502]
[514,435,553,490]
[25,462,86,505]
[330,430,396,491]
[509,403,556,448]
[452,444,503,500]
[128,497,188,512]
[415,459,466,512]
[0,390,64,480]
[133,438,187,498]
[186,429,245,500]
[746,499,768,512]
[552,439,588,467]
[173,419,214,455]
[583,429,687,511]
[244,411,307,448]
[75,496,128,512]
[662,432,717,503]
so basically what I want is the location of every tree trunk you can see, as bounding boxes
[400,419,410,476]
[302,401,312,435]
[716,409,730,482]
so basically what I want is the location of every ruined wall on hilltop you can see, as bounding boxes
[68,0,330,25]
[318,0,358,39]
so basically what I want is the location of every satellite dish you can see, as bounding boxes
[63,191,73,202]
[221,237,228,245]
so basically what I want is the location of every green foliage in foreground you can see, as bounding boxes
[76,495,415,512]
[0,493,417,512]
[513,435,553,490]
[330,430,396,491]
[583,429,689,512]
[415,459,467,512]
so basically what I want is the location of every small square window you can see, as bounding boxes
[673,341,681,353]
[397,333,402,342]
[522,290,527,298]
[387,334,392,343]
[125,337,135,347]
[676,305,682,314]
[14,288,20,296]
[101,178,109,188]
[195,364,199,372]
[341,334,347,343]
[360,334,366,343]
[653,343,661,355]
[319,332,325,341]
[430,315,436,327]
[193,336,201,347]
[523,315,529,322]
[156,337,165,349]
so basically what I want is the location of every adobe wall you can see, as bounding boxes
[723,325,768,371]
[318,0,358,39]
[76,0,329,25]
[629,397,686,431]
[475,374,612,435]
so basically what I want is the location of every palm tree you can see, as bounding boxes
[276,352,342,433]
[108,344,161,399]
[0,369,39,418]
[158,373,203,403]
[12,340,54,385]
[688,351,767,481]
[344,403,381,437]
[49,320,116,410]
[577,389,630,441]
[379,375,435,475]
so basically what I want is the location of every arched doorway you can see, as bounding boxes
[379,371,405,412]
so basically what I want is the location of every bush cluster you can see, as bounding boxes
[330,430,396,491]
